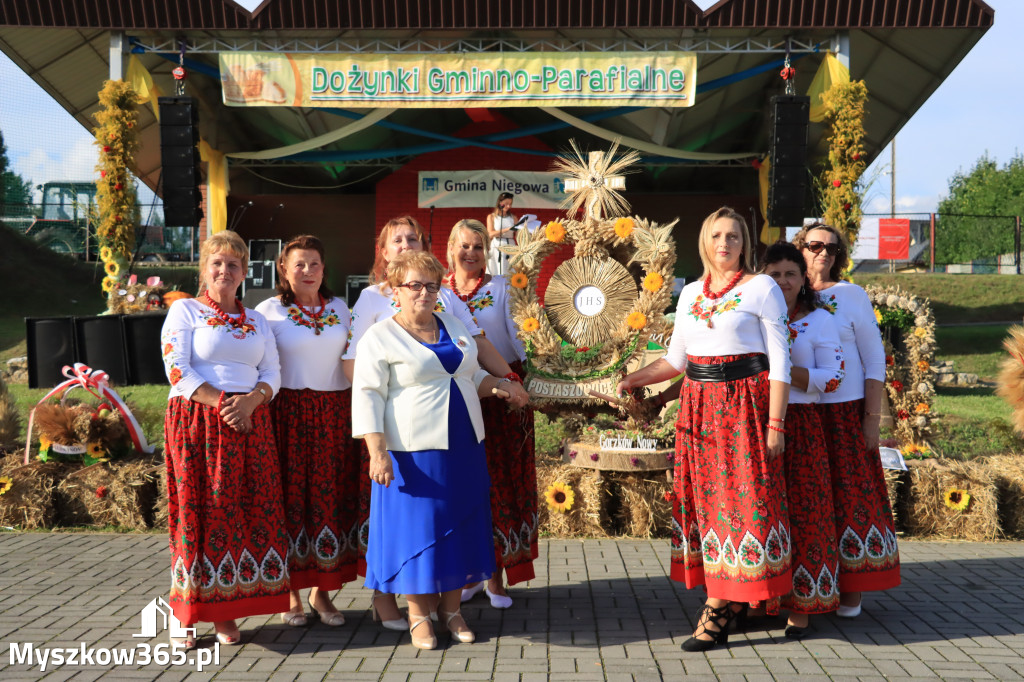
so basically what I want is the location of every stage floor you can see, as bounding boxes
[1,534,1022,680]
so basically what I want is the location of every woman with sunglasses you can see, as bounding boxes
[353,251,518,650]
[617,207,792,652]
[793,223,900,618]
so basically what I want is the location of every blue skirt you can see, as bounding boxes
[364,380,495,594]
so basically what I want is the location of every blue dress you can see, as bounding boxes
[364,318,495,594]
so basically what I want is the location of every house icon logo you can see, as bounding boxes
[422,177,438,193]
[133,597,197,639]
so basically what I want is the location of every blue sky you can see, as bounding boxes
[1,0,1019,215]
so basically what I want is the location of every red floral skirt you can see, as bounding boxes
[164,396,290,625]
[271,388,359,591]
[480,360,538,585]
[818,399,901,592]
[781,403,839,614]
[670,354,792,602]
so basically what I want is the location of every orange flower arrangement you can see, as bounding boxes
[917,360,930,372]
[627,312,647,330]
[642,272,664,292]
[522,317,540,332]
[545,221,566,243]
[614,217,634,239]
[509,272,529,289]
[915,402,930,414]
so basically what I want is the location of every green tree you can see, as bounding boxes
[936,152,1024,265]
[0,130,33,207]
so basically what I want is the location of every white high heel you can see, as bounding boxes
[371,591,409,631]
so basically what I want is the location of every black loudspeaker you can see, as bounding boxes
[74,316,129,386]
[123,313,168,386]
[767,95,810,228]
[159,96,203,227]
[26,317,76,389]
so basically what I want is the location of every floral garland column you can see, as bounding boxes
[94,80,140,304]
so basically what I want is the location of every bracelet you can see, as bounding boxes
[504,371,523,384]
[767,424,786,434]
[769,417,785,423]
[217,391,225,412]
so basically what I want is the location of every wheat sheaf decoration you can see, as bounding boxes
[545,257,638,348]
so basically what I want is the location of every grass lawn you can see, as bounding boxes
[856,273,1024,324]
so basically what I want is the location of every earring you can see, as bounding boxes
[800,285,806,296]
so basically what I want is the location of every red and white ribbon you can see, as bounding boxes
[23,363,155,464]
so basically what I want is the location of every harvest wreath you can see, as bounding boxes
[501,141,676,409]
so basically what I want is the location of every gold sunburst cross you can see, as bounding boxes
[556,140,639,221]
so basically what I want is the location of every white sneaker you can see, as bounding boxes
[460,581,485,603]
[836,603,862,618]
[484,586,513,609]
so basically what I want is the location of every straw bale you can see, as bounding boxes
[153,465,169,530]
[883,468,907,532]
[56,454,163,530]
[985,454,1024,539]
[611,472,673,538]
[903,458,1000,541]
[0,453,66,528]
[537,462,608,538]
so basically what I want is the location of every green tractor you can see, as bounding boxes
[24,181,98,259]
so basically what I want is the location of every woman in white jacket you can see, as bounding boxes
[352,251,517,651]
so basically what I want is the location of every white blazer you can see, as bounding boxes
[352,311,490,451]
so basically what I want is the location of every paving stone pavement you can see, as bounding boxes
[1,534,1023,681]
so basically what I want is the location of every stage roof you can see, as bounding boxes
[0,0,995,198]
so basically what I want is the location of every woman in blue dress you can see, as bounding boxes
[351,250,518,650]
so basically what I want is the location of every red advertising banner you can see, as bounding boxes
[878,218,910,260]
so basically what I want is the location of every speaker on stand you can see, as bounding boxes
[26,317,77,389]
[767,95,810,229]
[123,313,168,386]
[73,316,130,386]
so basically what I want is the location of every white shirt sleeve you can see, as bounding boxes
[851,287,887,382]
[806,316,845,396]
[252,313,282,396]
[160,301,205,399]
[343,287,382,361]
[664,296,688,372]
[758,282,792,384]
[440,289,484,337]
[351,328,390,438]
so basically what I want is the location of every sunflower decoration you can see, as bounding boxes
[545,481,575,513]
[943,489,971,512]
[104,260,120,277]
[502,139,677,411]
[509,272,529,289]
[0,475,12,496]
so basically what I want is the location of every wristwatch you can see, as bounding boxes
[256,387,268,402]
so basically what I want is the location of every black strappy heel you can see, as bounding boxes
[682,602,742,652]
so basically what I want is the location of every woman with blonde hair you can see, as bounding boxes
[256,234,355,628]
[353,250,517,649]
[617,207,792,652]
[793,222,899,617]
[160,230,287,648]
[342,215,528,628]
[443,219,537,609]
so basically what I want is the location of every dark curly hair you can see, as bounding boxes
[761,241,818,314]
[276,234,335,305]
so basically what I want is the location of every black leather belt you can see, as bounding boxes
[685,354,769,383]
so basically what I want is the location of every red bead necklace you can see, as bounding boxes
[700,270,745,329]
[294,294,327,335]
[448,272,485,303]
[204,294,247,329]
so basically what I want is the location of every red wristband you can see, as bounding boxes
[217,391,226,412]
[767,424,786,434]
[504,372,523,384]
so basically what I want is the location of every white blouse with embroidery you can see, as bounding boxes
[787,307,845,404]
[457,275,525,364]
[815,281,886,404]
[665,273,792,384]
[160,298,281,400]
[255,296,351,391]
[342,283,482,361]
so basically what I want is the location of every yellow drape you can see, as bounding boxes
[199,141,228,235]
[126,55,163,119]
[757,156,783,245]
[808,53,851,123]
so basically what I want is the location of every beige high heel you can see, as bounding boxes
[408,613,437,650]
[439,609,475,643]
[371,591,409,631]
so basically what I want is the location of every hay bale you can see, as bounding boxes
[611,472,672,538]
[56,454,163,530]
[883,468,907,532]
[985,454,1024,540]
[153,466,169,530]
[903,458,1000,541]
[537,462,609,538]
[0,453,66,529]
